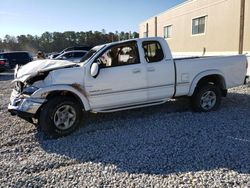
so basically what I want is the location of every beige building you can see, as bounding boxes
[139,0,250,56]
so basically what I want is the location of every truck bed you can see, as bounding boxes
[174,55,247,97]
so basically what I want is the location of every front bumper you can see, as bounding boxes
[8,90,46,118]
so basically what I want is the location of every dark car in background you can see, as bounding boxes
[0,51,33,69]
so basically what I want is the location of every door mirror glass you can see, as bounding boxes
[90,62,100,78]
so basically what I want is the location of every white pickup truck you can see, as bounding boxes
[8,37,248,137]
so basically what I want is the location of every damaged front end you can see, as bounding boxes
[8,74,47,123]
[8,59,80,123]
[8,89,46,123]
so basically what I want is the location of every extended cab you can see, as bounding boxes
[8,37,248,137]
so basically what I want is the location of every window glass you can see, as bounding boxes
[15,53,22,59]
[142,41,164,63]
[8,53,28,60]
[19,53,29,59]
[164,25,172,38]
[75,52,86,57]
[80,45,105,63]
[65,52,73,58]
[98,42,139,68]
[192,16,206,35]
[8,53,17,59]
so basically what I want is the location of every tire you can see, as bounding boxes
[39,96,83,138]
[192,84,221,112]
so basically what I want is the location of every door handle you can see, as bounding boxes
[132,68,141,74]
[147,67,155,72]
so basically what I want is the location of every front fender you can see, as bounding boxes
[188,69,226,96]
[32,85,91,111]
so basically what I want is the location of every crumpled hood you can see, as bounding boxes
[14,59,77,83]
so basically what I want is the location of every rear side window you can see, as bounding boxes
[24,53,30,59]
[18,53,29,59]
[64,52,73,58]
[75,52,86,58]
[7,53,29,60]
[142,41,164,63]
[7,53,17,59]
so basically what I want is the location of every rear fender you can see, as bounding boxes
[188,70,226,96]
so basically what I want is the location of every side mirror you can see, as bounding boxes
[90,62,100,78]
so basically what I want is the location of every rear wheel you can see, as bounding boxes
[192,84,221,112]
[39,96,82,138]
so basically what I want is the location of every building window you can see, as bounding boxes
[164,25,172,38]
[192,16,206,35]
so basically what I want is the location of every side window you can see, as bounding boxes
[15,53,22,60]
[9,53,17,60]
[64,52,73,58]
[142,41,164,63]
[20,53,29,60]
[97,42,140,68]
[75,52,86,58]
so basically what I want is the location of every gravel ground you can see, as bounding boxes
[0,74,249,187]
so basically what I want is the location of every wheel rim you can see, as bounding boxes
[200,91,217,110]
[53,105,76,130]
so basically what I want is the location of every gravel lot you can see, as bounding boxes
[0,73,249,187]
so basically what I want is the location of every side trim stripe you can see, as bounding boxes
[89,82,189,97]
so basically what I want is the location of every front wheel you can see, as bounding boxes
[39,96,83,138]
[192,84,222,112]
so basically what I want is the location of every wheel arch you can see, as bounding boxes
[32,85,91,111]
[188,70,227,96]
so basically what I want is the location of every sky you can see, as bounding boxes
[0,0,186,39]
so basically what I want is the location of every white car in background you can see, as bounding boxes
[55,50,88,63]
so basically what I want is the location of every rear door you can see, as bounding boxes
[142,41,175,101]
[85,41,147,110]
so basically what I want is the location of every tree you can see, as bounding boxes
[0,30,140,53]
[0,38,3,52]
[3,35,18,51]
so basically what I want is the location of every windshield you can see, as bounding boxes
[80,45,105,63]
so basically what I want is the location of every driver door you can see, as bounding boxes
[85,41,147,110]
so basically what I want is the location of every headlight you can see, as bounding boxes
[22,86,39,95]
